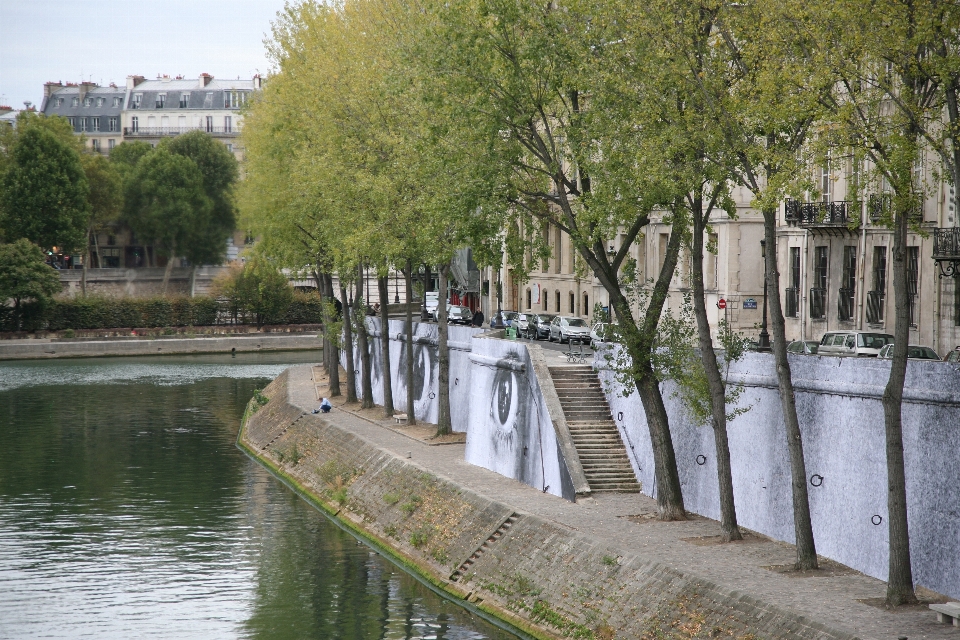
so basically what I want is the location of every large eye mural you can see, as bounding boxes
[486,355,529,462]
[397,340,437,417]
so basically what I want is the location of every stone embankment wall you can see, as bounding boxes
[0,333,320,360]
[597,349,960,601]
[350,319,577,501]
[58,266,230,297]
[239,370,855,640]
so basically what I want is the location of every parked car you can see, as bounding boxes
[945,347,960,363]
[590,322,620,346]
[489,310,519,328]
[787,340,819,355]
[424,292,441,317]
[877,344,940,360]
[516,313,532,335]
[817,331,894,357]
[525,313,556,340]
[549,316,591,343]
[431,304,473,324]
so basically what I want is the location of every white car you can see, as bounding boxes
[549,316,591,343]
[877,344,940,360]
[590,322,620,346]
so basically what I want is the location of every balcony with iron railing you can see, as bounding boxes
[784,200,852,227]
[810,287,826,319]
[933,227,960,278]
[866,290,885,324]
[838,288,855,321]
[123,126,238,137]
[868,193,922,224]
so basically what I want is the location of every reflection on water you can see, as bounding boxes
[0,353,513,639]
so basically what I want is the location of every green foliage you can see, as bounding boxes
[0,239,63,330]
[252,388,269,409]
[0,126,90,251]
[400,496,422,516]
[382,492,401,505]
[225,259,295,329]
[409,528,430,548]
[601,555,618,567]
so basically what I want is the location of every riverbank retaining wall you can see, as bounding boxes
[350,319,576,501]
[239,369,856,640]
[597,348,960,601]
[0,333,320,360]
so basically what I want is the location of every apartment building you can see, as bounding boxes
[121,73,261,161]
[39,81,125,153]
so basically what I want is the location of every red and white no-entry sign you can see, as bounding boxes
[717,298,727,310]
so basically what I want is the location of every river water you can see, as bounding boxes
[0,353,515,640]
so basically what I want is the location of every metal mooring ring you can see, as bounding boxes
[696,455,707,466]
[428,392,436,399]
[617,411,624,422]
[872,515,883,526]
[454,378,459,385]
[810,474,823,487]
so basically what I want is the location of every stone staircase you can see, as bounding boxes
[450,513,518,581]
[549,365,641,493]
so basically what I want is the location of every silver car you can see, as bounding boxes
[549,316,591,343]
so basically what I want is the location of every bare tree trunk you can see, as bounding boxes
[597,221,686,520]
[378,274,395,416]
[883,204,918,606]
[340,280,358,403]
[436,261,452,436]
[404,259,416,425]
[322,272,341,397]
[356,262,374,410]
[81,229,90,296]
[691,198,741,541]
[161,244,175,296]
[763,207,817,570]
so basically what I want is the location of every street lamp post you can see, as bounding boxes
[394,270,399,304]
[758,239,771,351]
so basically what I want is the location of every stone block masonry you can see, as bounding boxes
[239,365,954,640]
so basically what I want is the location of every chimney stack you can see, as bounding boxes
[126,75,145,90]
[44,81,63,99]
[200,73,214,86]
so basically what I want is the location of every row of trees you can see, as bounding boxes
[0,114,239,296]
[243,0,960,605]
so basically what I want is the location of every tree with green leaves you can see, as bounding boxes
[80,153,122,292]
[233,258,295,329]
[0,239,62,330]
[122,146,212,292]
[0,124,90,252]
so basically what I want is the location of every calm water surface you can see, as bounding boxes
[0,352,515,639]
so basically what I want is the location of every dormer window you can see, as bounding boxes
[179,93,190,108]
[96,98,104,107]
[224,91,246,109]
[112,97,121,108]
[84,97,93,107]
[132,93,142,109]
[72,97,79,107]
[56,97,64,108]
[156,93,166,109]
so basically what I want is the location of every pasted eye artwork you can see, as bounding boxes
[398,342,437,415]
[488,356,526,453]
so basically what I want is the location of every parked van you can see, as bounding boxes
[817,331,894,357]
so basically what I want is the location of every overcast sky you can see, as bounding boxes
[0,0,290,109]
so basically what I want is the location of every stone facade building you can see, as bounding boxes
[39,81,125,153]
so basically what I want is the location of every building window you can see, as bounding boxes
[224,116,232,133]
[56,97,64,107]
[92,117,100,132]
[91,139,100,152]
[839,246,856,321]
[84,97,93,107]
[96,97,104,107]
[72,97,79,107]
[113,97,121,107]
[786,247,800,317]
[131,93,142,109]
[811,246,828,319]
[156,93,166,109]
[131,116,138,133]
[224,91,246,109]
[868,246,886,324]
[108,117,118,132]
[584,293,589,317]
[108,139,116,150]
[569,292,574,314]
[555,226,562,274]
[543,290,548,311]
[526,289,531,309]
[180,93,190,108]
[205,116,213,132]
[79,118,87,132]
[955,276,960,327]
[907,246,919,325]
[555,290,560,313]
[225,143,233,153]
[67,117,76,130]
